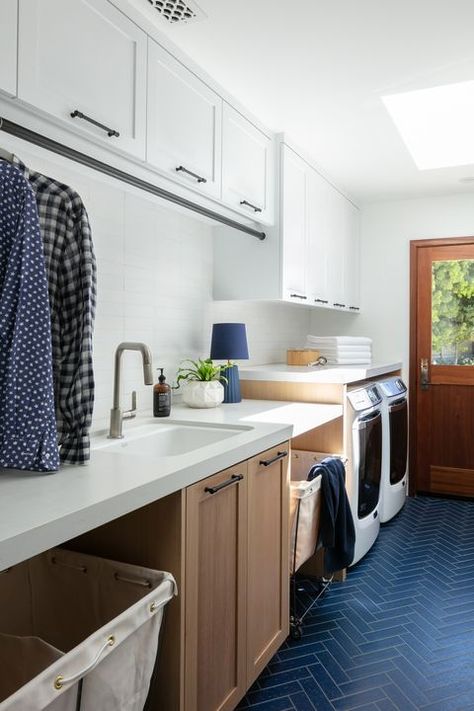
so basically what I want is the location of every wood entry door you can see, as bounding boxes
[410,238,474,496]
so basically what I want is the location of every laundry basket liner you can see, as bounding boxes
[0,549,176,711]
[290,451,347,574]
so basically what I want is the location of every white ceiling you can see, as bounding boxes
[136,0,474,203]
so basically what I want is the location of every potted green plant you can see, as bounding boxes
[176,358,228,408]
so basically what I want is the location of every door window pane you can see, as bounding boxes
[432,259,474,364]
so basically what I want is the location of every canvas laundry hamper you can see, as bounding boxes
[290,450,347,573]
[0,548,176,711]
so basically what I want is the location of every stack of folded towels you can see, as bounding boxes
[306,335,372,364]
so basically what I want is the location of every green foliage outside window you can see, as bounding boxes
[432,259,474,365]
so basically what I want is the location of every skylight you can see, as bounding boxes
[382,80,474,170]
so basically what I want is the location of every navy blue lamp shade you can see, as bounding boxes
[210,323,249,403]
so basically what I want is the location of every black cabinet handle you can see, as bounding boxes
[314,298,329,304]
[259,451,288,467]
[290,293,307,300]
[349,306,360,311]
[176,165,207,184]
[70,110,119,138]
[333,302,346,308]
[240,199,263,213]
[205,473,243,495]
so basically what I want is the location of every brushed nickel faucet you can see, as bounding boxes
[109,342,154,439]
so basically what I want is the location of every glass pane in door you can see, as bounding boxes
[432,259,474,365]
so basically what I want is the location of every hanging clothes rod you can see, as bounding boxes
[0,117,266,241]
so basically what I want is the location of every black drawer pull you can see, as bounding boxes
[176,165,207,183]
[240,199,263,213]
[259,451,288,467]
[205,473,243,495]
[70,110,119,138]
[290,293,307,300]
[333,302,346,308]
[349,306,360,311]
[314,298,329,304]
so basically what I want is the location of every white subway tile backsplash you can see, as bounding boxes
[5,138,311,435]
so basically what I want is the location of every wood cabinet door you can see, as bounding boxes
[17,0,147,158]
[281,145,308,302]
[247,444,290,686]
[0,0,17,97]
[222,103,274,224]
[185,463,248,711]
[147,38,222,200]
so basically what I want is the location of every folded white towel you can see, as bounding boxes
[307,343,372,354]
[321,353,372,361]
[307,335,372,346]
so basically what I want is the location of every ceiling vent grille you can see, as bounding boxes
[147,0,206,24]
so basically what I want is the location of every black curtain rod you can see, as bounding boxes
[0,117,266,241]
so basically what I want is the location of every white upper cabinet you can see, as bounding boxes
[222,103,274,224]
[306,169,331,308]
[17,0,147,159]
[281,144,308,302]
[0,0,17,97]
[147,39,222,200]
[326,188,347,309]
[343,199,360,311]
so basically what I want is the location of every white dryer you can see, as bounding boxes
[345,384,383,566]
[377,377,408,523]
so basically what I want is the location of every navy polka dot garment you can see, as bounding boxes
[0,163,59,472]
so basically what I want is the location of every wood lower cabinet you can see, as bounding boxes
[185,443,289,711]
[247,446,290,685]
[185,462,248,711]
[65,442,290,711]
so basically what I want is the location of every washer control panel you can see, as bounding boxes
[348,385,382,411]
[379,377,407,397]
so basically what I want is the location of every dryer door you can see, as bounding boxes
[389,398,408,485]
[356,410,382,519]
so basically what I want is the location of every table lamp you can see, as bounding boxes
[210,323,249,403]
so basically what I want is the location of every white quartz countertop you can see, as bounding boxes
[239,362,402,384]
[0,399,342,571]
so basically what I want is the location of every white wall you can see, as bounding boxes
[310,193,474,375]
[2,135,311,433]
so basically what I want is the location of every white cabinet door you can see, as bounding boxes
[281,145,308,303]
[326,188,347,310]
[222,103,274,224]
[0,0,17,97]
[306,169,331,308]
[344,200,360,312]
[147,39,222,200]
[18,0,147,158]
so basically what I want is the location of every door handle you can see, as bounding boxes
[420,358,430,390]
[259,451,288,467]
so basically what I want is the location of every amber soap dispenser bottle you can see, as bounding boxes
[153,368,171,417]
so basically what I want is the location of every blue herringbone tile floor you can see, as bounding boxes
[238,496,474,711]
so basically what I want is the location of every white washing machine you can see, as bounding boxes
[346,384,383,566]
[376,377,408,523]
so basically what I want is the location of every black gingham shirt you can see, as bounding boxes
[13,157,96,464]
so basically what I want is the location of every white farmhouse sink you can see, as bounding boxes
[93,421,252,458]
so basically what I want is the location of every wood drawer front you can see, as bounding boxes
[185,463,248,711]
[247,443,290,684]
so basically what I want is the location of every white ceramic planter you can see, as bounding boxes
[182,380,224,408]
